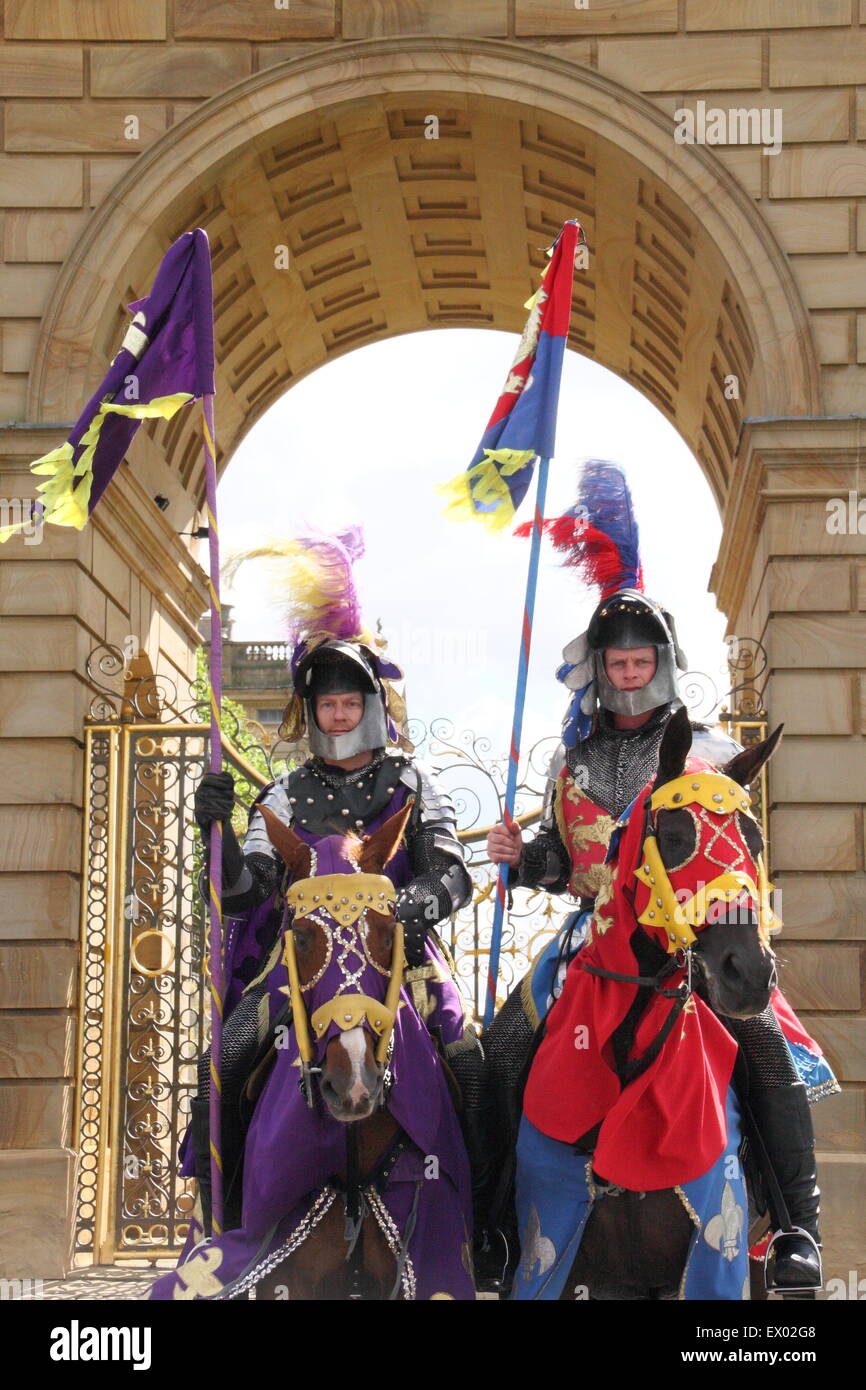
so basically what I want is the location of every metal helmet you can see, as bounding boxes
[293,639,390,759]
[560,590,688,719]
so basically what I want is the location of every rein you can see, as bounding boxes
[582,787,700,1087]
[344,1126,364,1298]
[581,947,691,1001]
[582,947,694,1088]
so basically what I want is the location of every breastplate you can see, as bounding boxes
[285,751,410,835]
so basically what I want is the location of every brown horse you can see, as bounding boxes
[242,804,472,1300]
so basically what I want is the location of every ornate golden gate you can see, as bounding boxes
[73,720,270,1264]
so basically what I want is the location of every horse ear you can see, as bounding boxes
[722,724,784,788]
[359,801,414,876]
[257,804,312,878]
[653,706,693,789]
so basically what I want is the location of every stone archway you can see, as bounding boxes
[30,38,819,521]
[1,37,862,1282]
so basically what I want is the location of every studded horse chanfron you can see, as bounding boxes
[513,711,789,1300]
[147,806,474,1301]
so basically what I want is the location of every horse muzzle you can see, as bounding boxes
[694,914,778,1019]
[320,1028,385,1122]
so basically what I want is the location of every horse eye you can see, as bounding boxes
[656,808,697,871]
[737,811,763,861]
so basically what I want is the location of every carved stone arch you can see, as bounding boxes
[28,37,820,516]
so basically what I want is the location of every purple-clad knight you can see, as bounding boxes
[172,530,488,1296]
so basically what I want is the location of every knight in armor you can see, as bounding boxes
[197,636,471,977]
[186,530,486,1242]
[484,461,836,1297]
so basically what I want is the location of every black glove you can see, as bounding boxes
[396,893,439,969]
[195,771,236,835]
[195,771,245,886]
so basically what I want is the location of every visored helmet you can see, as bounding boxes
[562,589,688,720]
[543,461,688,742]
[294,639,390,759]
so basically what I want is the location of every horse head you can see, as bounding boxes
[258,801,412,1122]
[637,706,783,1019]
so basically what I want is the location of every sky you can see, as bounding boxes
[208,328,731,807]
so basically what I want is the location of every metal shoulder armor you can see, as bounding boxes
[242,775,293,859]
[690,725,743,767]
[540,741,567,831]
[399,757,464,857]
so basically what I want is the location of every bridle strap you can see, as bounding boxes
[581,952,686,1000]
[375,920,404,1065]
[620,992,690,1087]
[581,948,694,1087]
[282,908,314,1066]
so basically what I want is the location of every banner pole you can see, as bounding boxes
[202,391,224,1234]
[483,455,551,1031]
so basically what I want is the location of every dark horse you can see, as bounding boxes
[511,709,785,1300]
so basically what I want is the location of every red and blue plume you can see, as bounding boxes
[516,458,643,600]
[519,459,644,746]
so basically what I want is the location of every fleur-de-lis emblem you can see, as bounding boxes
[520,1204,556,1282]
[171,1243,224,1300]
[704,1181,744,1262]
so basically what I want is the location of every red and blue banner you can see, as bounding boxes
[441,219,582,531]
[0,228,215,542]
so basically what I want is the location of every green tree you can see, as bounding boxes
[194,645,293,835]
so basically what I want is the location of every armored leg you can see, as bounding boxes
[475,985,543,1294]
[190,985,268,1235]
[442,1028,506,1290]
[748,1083,822,1294]
[189,1096,213,1237]
[727,1008,821,1295]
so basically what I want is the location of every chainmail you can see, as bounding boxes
[410,824,449,874]
[476,984,540,1247]
[565,704,673,819]
[484,987,538,1138]
[515,830,571,894]
[398,825,472,917]
[222,851,281,917]
[722,1006,799,1090]
[195,983,268,1103]
[445,1030,487,1109]
[193,983,271,1227]
[307,749,387,788]
[516,705,674,892]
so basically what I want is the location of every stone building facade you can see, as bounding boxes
[0,3,864,1281]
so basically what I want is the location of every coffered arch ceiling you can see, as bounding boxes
[30,41,819,519]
